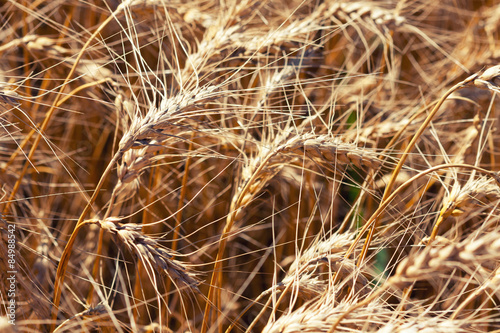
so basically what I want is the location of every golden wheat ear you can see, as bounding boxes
[0,89,21,107]
[6,0,500,332]
[97,217,201,293]
[474,65,500,93]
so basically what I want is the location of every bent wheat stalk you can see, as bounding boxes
[29,5,135,328]
[343,163,500,263]
[329,163,500,332]
[357,71,481,266]
[50,151,122,331]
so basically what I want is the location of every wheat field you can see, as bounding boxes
[1,0,500,332]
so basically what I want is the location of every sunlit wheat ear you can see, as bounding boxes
[0,89,21,107]
[115,141,164,201]
[24,36,72,58]
[52,304,108,333]
[390,231,500,289]
[281,232,372,301]
[328,1,405,28]
[180,0,255,80]
[233,140,287,212]
[182,0,323,80]
[448,116,481,166]
[113,85,220,201]
[430,176,500,241]
[482,4,500,51]
[262,297,387,333]
[474,65,500,93]
[118,85,219,152]
[354,109,413,146]
[96,218,200,293]
[182,6,216,28]
[231,129,380,212]
[279,133,384,172]
[333,228,500,331]
[235,7,326,55]
[185,25,240,74]
[377,317,467,333]
[441,176,500,219]
[139,323,174,333]
[0,35,38,54]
